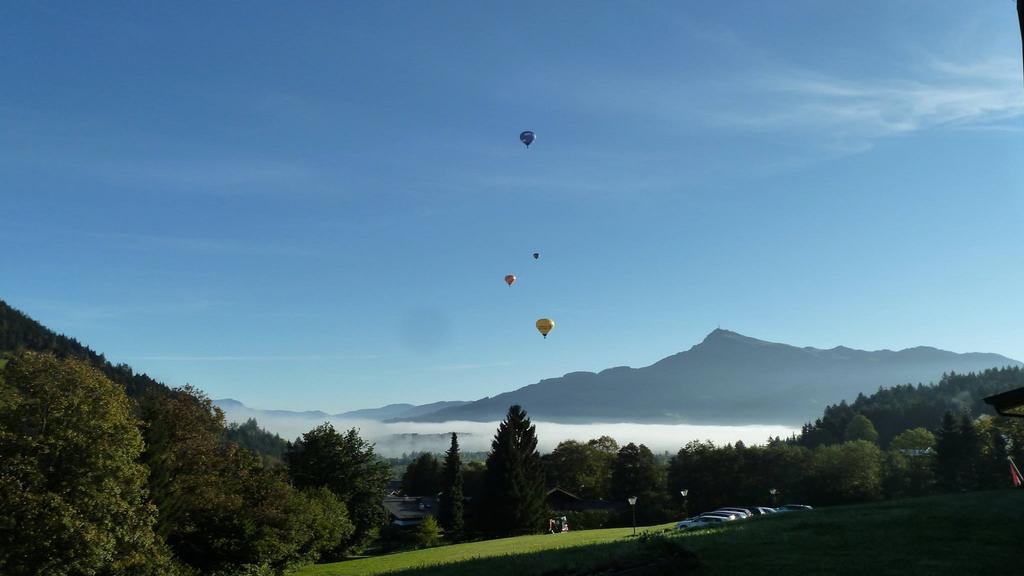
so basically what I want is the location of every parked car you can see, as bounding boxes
[735,506,775,515]
[676,516,726,530]
[776,504,814,512]
[699,511,738,521]
[715,507,752,518]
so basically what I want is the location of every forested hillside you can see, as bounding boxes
[0,298,288,461]
[798,367,1024,447]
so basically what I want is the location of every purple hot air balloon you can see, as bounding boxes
[519,130,536,148]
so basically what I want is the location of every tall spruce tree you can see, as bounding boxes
[934,411,961,491]
[439,433,465,538]
[957,414,980,491]
[482,405,546,535]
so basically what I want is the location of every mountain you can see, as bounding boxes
[399,329,1022,425]
[213,398,471,423]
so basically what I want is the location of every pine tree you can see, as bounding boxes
[957,414,980,491]
[439,433,465,538]
[482,405,547,536]
[934,411,961,491]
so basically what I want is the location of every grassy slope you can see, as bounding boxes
[293,526,657,576]
[292,490,1024,576]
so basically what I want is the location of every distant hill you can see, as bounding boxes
[214,398,471,423]
[0,298,168,399]
[0,298,287,463]
[399,329,1022,425]
[798,366,1024,447]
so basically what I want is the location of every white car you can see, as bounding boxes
[675,516,726,530]
[714,508,751,518]
[775,504,813,513]
[699,512,738,521]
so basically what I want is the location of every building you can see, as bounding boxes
[382,496,438,528]
[545,488,623,514]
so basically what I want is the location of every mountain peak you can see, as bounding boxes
[700,328,763,345]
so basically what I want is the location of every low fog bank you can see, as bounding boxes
[220,404,798,456]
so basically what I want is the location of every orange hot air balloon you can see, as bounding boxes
[505,274,516,287]
[536,318,554,339]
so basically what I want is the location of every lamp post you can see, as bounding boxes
[679,489,689,518]
[769,488,778,507]
[627,496,637,536]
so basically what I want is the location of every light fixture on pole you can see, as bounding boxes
[627,496,638,536]
[679,489,688,517]
[769,488,778,507]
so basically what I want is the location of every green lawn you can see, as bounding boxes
[292,490,1024,576]
[291,525,669,576]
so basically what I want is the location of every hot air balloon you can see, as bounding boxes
[520,130,536,148]
[536,318,554,339]
[504,274,516,287]
[533,252,539,260]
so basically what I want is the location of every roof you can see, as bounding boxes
[382,496,438,521]
[984,387,1024,418]
[546,487,583,501]
[545,487,624,512]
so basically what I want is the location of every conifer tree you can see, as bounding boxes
[482,405,547,535]
[957,414,980,490]
[934,411,961,491]
[439,433,465,538]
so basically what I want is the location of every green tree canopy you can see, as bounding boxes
[844,414,880,444]
[542,439,614,500]
[612,443,669,524]
[889,428,936,451]
[807,440,885,504]
[0,352,177,576]
[402,453,443,496]
[287,423,390,553]
[141,385,336,573]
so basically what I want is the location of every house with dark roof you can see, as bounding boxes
[545,488,623,514]
[382,496,438,527]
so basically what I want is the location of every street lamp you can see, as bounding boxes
[679,489,689,518]
[627,496,638,536]
[769,488,778,507]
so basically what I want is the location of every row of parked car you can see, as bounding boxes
[675,504,813,531]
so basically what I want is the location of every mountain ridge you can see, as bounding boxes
[393,328,1021,425]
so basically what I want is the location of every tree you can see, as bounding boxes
[287,423,391,554]
[438,433,464,538]
[401,453,443,496]
[889,428,935,452]
[141,385,334,573]
[844,414,879,444]
[481,405,547,535]
[806,441,884,504]
[542,440,613,499]
[956,414,981,491]
[612,443,668,524]
[414,516,441,549]
[934,411,961,491]
[0,352,178,576]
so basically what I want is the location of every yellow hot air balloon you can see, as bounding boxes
[536,318,555,339]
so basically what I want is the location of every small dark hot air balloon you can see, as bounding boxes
[520,130,536,148]
[533,252,539,260]
[505,274,516,287]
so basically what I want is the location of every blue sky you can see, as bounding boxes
[2,1,1023,412]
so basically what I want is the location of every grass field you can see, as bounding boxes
[292,490,1024,576]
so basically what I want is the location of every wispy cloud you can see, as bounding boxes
[719,56,1024,150]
